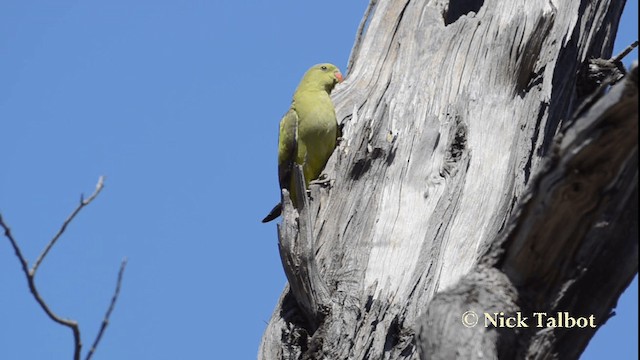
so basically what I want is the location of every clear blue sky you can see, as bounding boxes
[0,1,636,359]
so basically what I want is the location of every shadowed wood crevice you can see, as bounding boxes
[444,0,486,26]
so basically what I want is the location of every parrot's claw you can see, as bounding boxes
[309,175,333,187]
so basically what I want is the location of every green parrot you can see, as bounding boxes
[262,63,343,223]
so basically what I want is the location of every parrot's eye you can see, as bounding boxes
[320,65,328,71]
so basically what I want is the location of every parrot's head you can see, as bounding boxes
[299,63,343,94]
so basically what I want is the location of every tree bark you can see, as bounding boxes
[260,0,637,359]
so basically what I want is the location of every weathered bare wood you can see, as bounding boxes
[277,166,332,331]
[260,0,636,358]
[418,64,638,360]
[417,266,520,359]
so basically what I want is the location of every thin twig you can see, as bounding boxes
[85,258,128,360]
[0,214,31,285]
[32,176,105,273]
[612,40,638,62]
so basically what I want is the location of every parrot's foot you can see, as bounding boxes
[309,174,333,187]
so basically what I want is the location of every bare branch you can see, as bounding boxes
[32,176,105,273]
[1,176,124,360]
[85,258,128,360]
[0,209,83,360]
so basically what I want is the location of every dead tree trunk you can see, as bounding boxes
[260,0,637,359]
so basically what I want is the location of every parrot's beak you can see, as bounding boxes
[335,71,344,83]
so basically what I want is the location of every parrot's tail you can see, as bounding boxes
[261,203,282,223]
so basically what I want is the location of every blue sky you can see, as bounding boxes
[0,1,636,359]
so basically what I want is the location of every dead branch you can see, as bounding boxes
[612,40,639,62]
[0,176,127,360]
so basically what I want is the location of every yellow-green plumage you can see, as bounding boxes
[262,63,343,223]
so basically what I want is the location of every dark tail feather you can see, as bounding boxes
[261,203,282,223]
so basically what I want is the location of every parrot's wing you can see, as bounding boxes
[277,108,299,191]
[261,108,298,223]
